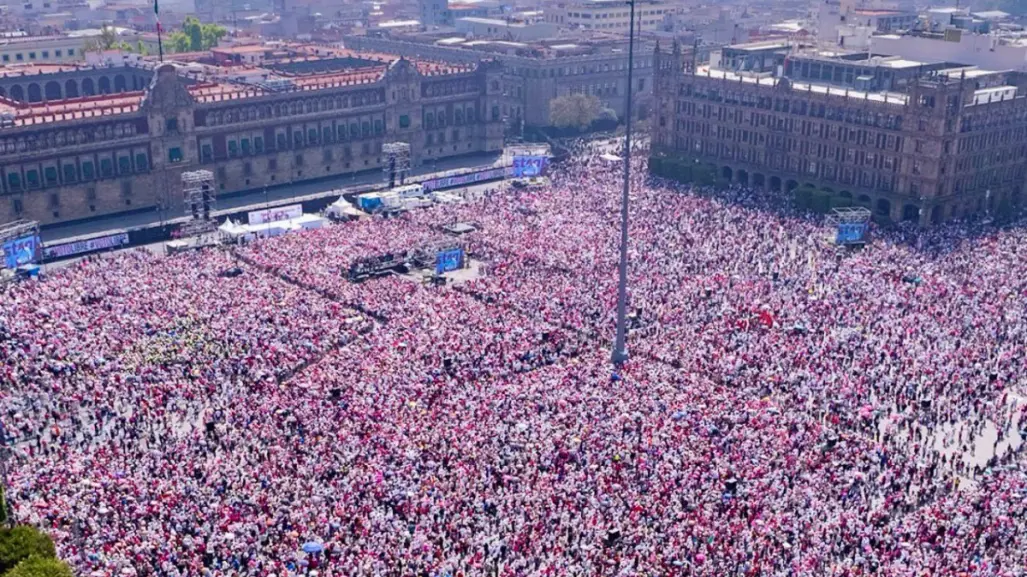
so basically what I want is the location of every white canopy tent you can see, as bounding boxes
[219,214,328,244]
[325,197,365,220]
[218,218,258,244]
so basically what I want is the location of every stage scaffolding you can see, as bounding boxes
[826,207,872,246]
[179,169,217,236]
[0,219,39,246]
[410,238,464,268]
[503,144,550,165]
[382,142,411,188]
[0,219,40,279]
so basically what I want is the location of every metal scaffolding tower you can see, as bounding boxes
[382,142,411,188]
[180,169,217,236]
[0,219,40,274]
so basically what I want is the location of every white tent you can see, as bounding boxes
[219,218,257,244]
[239,214,328,238]
[325,197,364,220]
[289,214,329,231]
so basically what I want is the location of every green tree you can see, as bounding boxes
[830,194,853,210]
[179,17,226,52]
[0,527,57,574]
[168,31,193,54]
[810,190,832,213]
[5,556,73,577]
[201,22,227,49]
[692,164,717,187]
[648,156,663,176]
[793,184,816,211]
[185,16,203,51]
[549,93,603,131]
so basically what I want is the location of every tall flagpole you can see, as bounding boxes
[155,0,164,62]
[611,0,636,367]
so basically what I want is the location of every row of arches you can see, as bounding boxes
[718,165,939,224]
[0,74,143,103]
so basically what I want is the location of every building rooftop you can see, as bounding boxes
[0,63,90,78]
[0,45,481,128]
[852,9,910,16]
[377,20,422,28]
[971,85,1018,105]
[0,92,145,127]
[211,44,275,55]
[0,34,85,46]
[879,58,926,69]
[458,17,526,27]
[725,40,792,52]
[970,10,1010,20]
[696,65,909,106]
[935,66,1000,79]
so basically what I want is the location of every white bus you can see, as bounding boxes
[391,183,425,199]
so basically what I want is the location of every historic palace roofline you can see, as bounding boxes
[0,47,494,130]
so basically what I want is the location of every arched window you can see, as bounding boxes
[44,81,62,101]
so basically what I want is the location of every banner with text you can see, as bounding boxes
[247,204,303,226]
[43,232,129,261]
[3,234,40,269]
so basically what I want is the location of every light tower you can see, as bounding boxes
[612,0,637,366]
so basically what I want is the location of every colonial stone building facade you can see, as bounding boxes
[652,42,1027,224]
[345,35,655,129]
[0,53,504,225]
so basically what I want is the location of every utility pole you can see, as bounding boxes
[612,0,637,366]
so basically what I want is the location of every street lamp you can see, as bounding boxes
[612,0,637,366]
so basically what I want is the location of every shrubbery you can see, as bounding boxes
[649,156,720,188]
[4,556,73,577]
[0,527,56,574]
[792,185,857,214]
[0,527,72,577]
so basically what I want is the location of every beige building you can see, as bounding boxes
[0,35,86,65]
[0,49,505,225]
[652,42,1027,224]
[547,0,683,33]
[345,34,655,128]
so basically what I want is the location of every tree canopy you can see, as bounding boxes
[0,486,7,525]
[168,17,227,53]
[549,93,603,131]
[0,527,56,575]
[4,556,73,577]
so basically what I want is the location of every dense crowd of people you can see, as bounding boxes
[2,142,1027,577]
